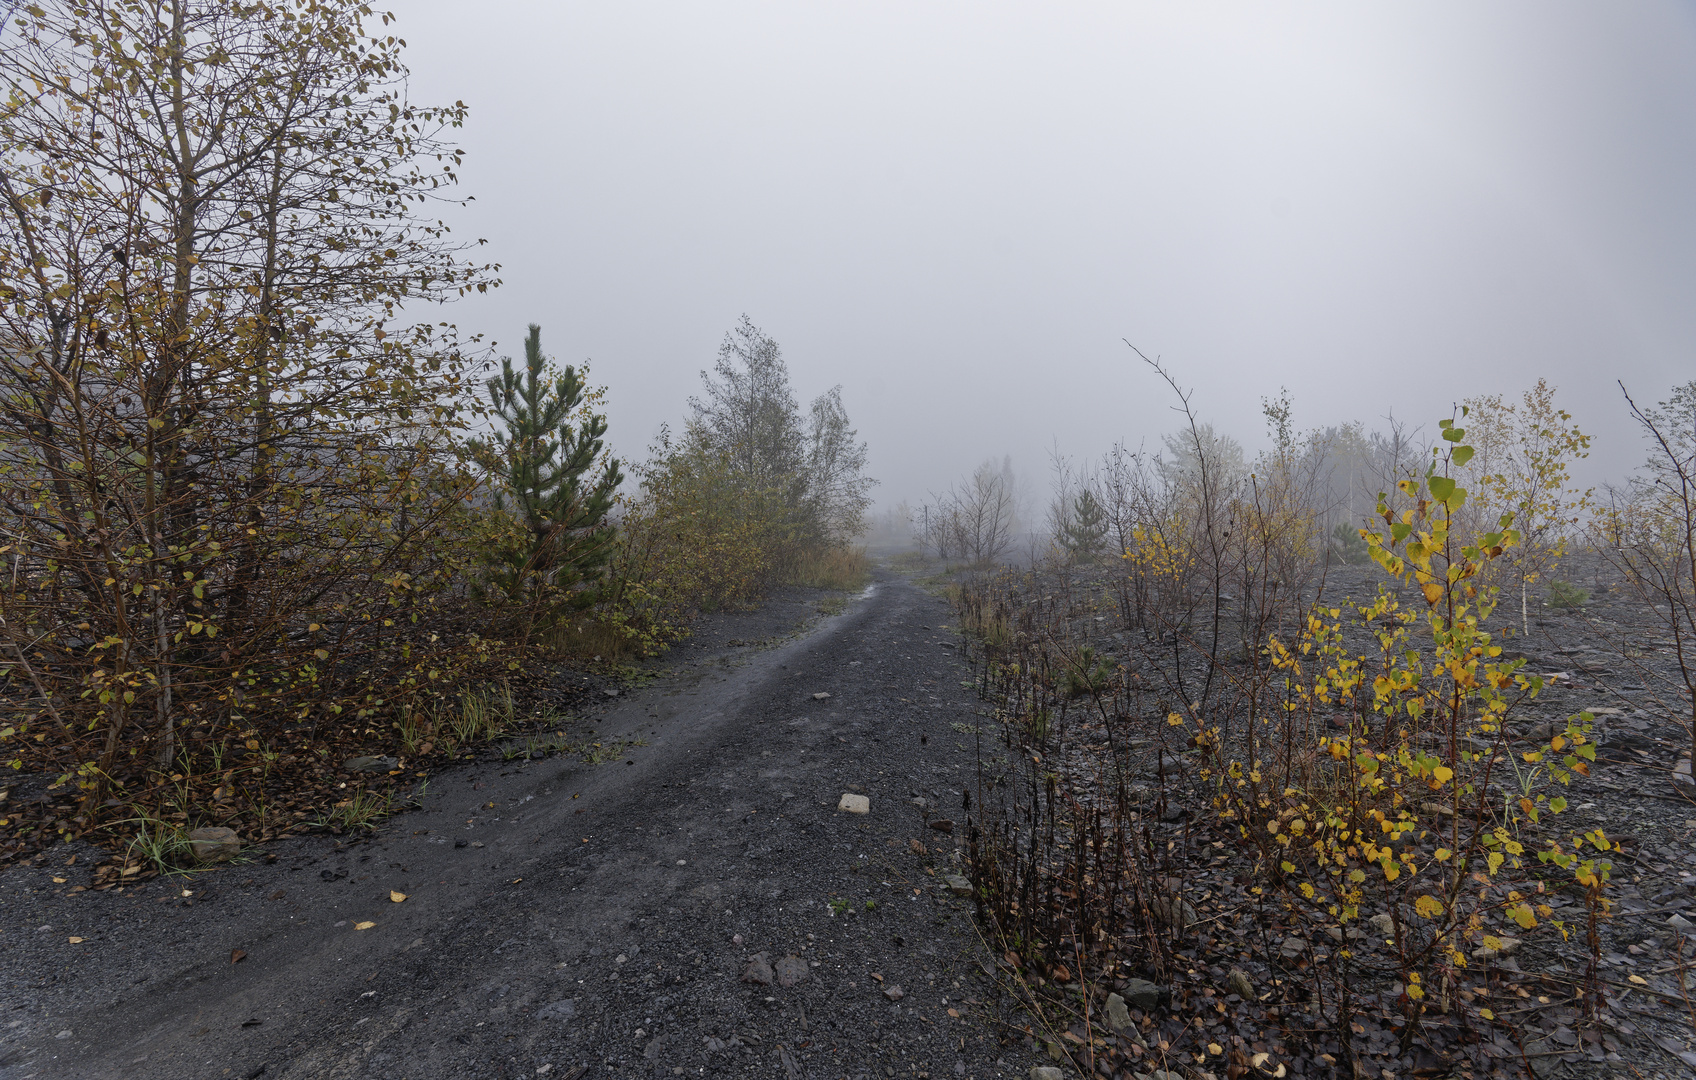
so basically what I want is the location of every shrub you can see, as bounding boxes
[1547,580,1591,609]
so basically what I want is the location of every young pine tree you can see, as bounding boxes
[1062,488,1109,562]
[474,325,623,608]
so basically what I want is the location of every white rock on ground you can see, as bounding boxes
[837,793,869,814]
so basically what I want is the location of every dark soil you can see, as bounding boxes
[0,571,1035,1080]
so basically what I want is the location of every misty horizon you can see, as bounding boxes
[386,1,1696,512]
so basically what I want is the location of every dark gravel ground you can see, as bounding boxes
[0,569,1033,1080]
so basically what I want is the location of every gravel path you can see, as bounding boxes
[0,570,1030,1080]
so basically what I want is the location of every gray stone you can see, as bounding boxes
[342,755,397,773]
[883,984,905,1000]
[535,998,576,1021]
[773,955,808,987]
[1029,1068,1064,1080]
[740,952,773,985]
[812,692,831,700]
[1121,977,1161,1011]
[1369,913,1396,937]
[837,793,869,814]
[1667,912,1694,933]
[187,826,241,863]
[1674,759,1694,790]
[603,687,620,698]
[1152,894,1196,929]
[1279,935,1307,959]
[1471,935,1521,961]
[1228,968,1254,1000]
[1104,992,1132,1032]
[944,874,973,897]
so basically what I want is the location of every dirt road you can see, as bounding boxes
[0,570,1028,1080]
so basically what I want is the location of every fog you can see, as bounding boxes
[389,0,1696,511]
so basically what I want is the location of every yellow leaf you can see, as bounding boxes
[1432,765,1453,784]
[355,921,375,930]
[52,877,66,883]
[1434,848,1453,861]
[1414,895,1444,919]
[68,936,84,944]
[1628,974,1648,985]
[1421,582,1444,605]
[389,891,407,903]
[1208,1042,1223,1056]
[1480,1008,1495,1020]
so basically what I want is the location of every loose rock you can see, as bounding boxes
[812,692,831,700]
[1104,992,1132,1032]
[1029,1068,1063,1080]
[883,984,905,1000]
[741,952,773,985]
[1121,977,1161,1011]
[1471,936,1522,960]
[927,818,954,833]
[535,999,576,1021]
[943,874,973,897]
[773,955,808,987]
[1228,968,1254,1000]
[342,755,397,773]
[838,793,869,814]
[187,826,241,864]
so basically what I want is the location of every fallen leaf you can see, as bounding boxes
[68,936,84,944]
[355,921,375,930]
[947,1008,960,1018]
[389,890,407,903]
[230,949,246,964]
[52,877,66,883]
[1628,974,1648,985]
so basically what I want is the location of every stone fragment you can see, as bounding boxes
[944,874,973,897]
[1279,935,1307,959]
[535,999,576,1021]
[1152,894,1196,929]
[773,955,808,987]
[1029,1069,1064,1080]
[883,984,905,1000]
[1228,968,1255,1000]
[1674,759,1694,790]
[1471,936,1521,961]
[343,755,397,773]
[187,826,241,863]
[1104,992,1131,1032]
[1369,913,1396,937]
[1121,977,1161,1011]
[928,818,954,833]
[813,692,831,700]
[1667,913,1694,933]
[740,952,773,985]
[838,793,869,814]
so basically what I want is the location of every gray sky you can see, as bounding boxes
[393,0,1696,510]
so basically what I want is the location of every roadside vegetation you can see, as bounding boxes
[0,2,871,868]
[947,355,1696,1077]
